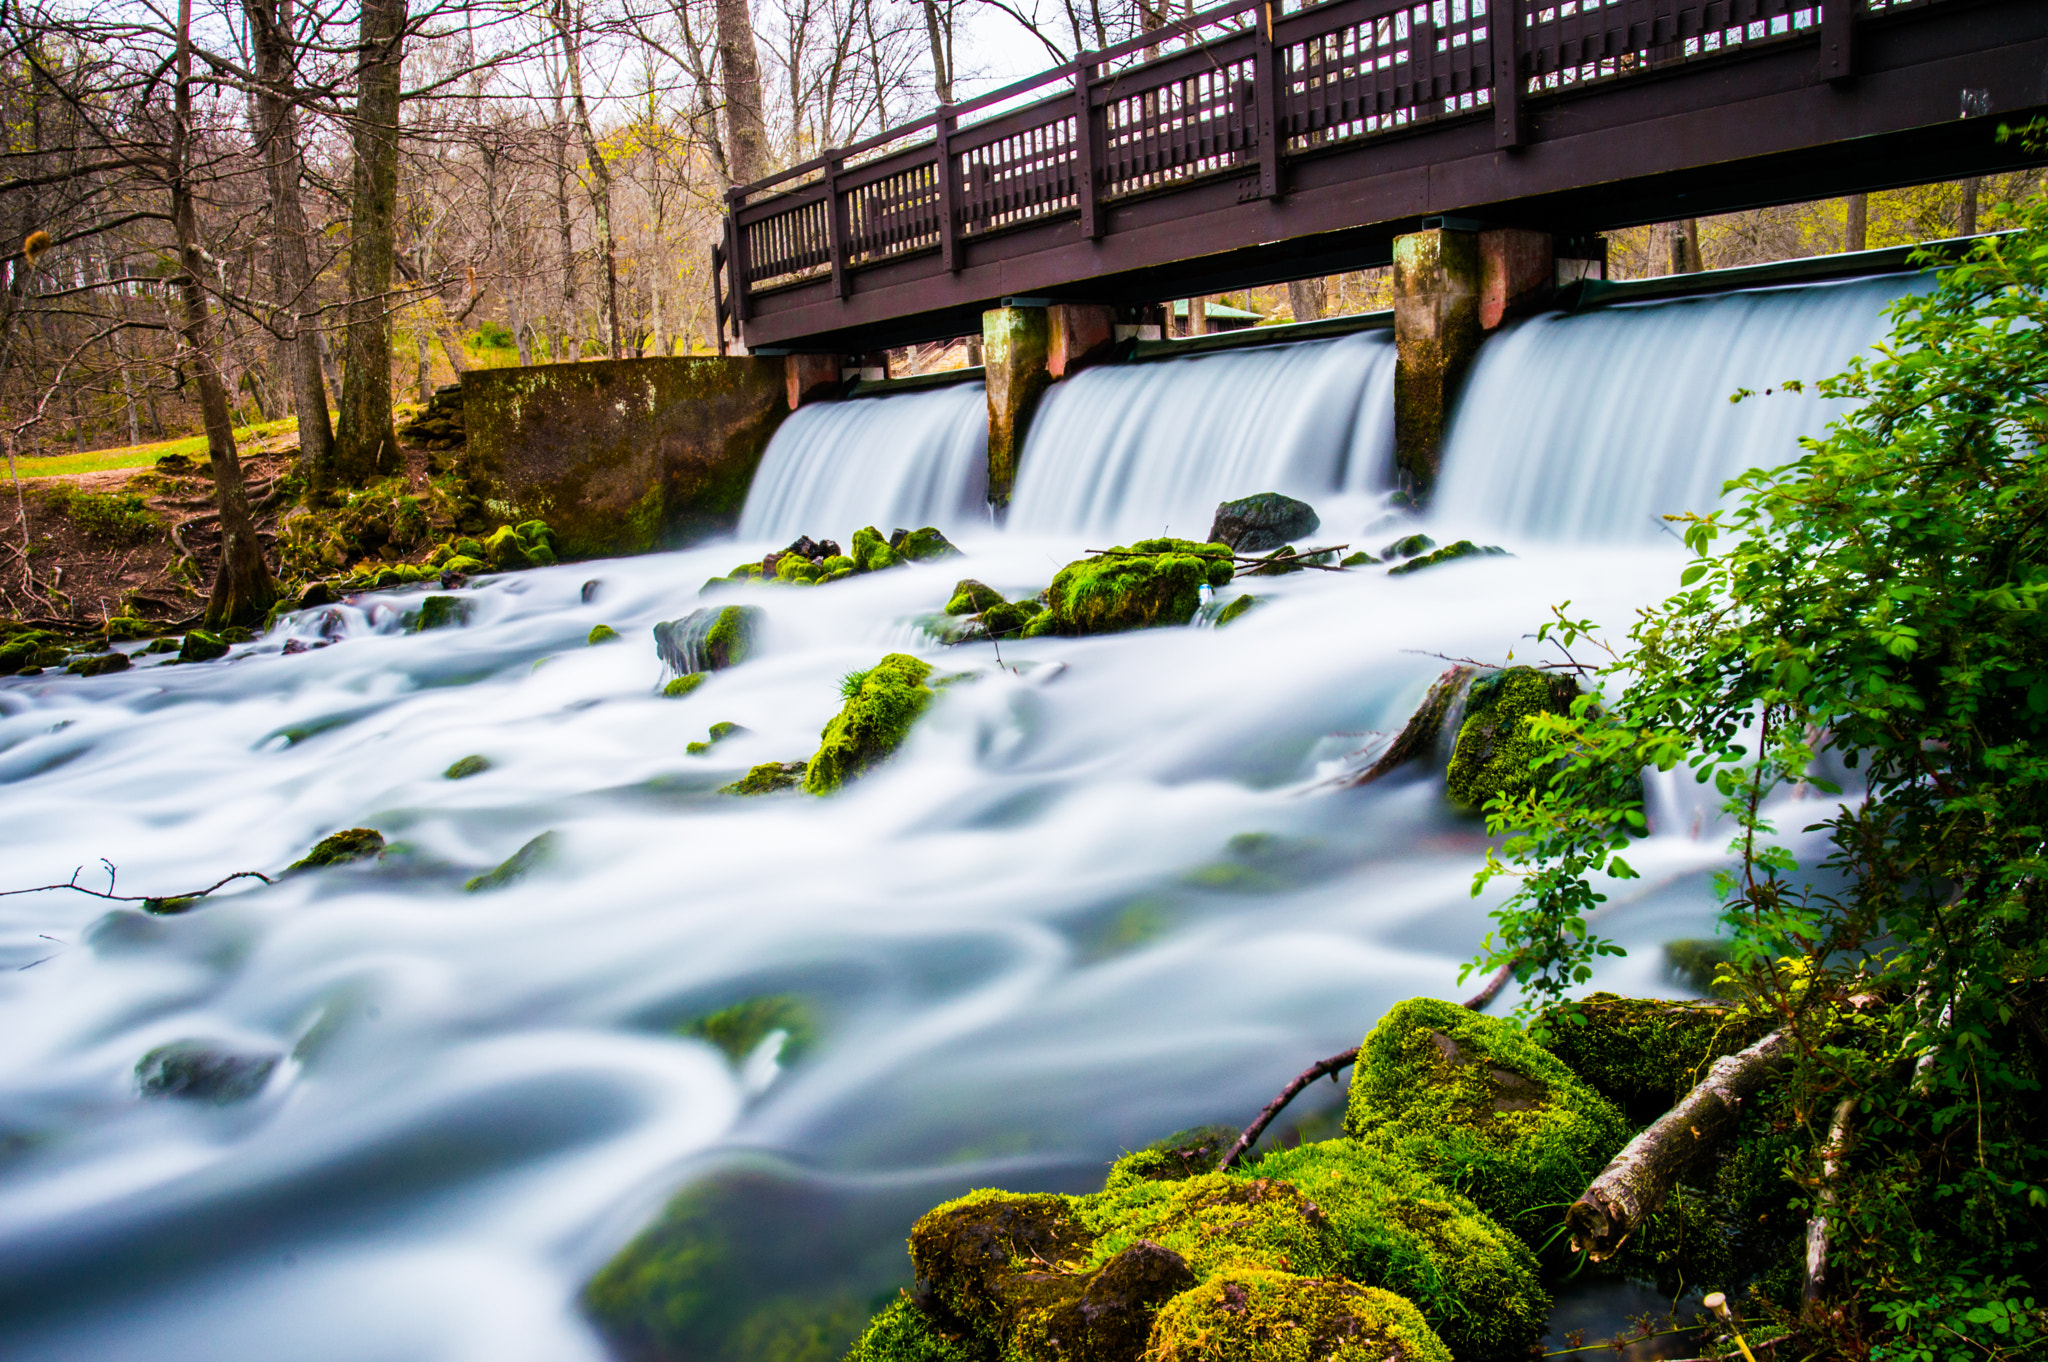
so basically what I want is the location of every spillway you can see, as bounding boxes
[0,272,1909,1362]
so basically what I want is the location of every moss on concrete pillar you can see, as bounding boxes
[1393,229,1484,500]
[985,306,1052,510]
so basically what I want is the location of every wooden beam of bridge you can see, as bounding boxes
[720,0,2048,354]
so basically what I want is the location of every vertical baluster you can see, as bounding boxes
[826,156,850,298]
[936,110,961,270]
[725,194,752,324]
[1074,58,1102,237]
[1255,1,1281,197]
[1493,0,1524,144]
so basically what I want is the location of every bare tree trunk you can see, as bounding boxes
[1673,219,1702,273]
[551,104,577,363]
[716,0,771,185]
[921,0,952,103]
[1960,177,1980,236]
[248,0,335,493]
[333,0,406,490]
[173,0,276,626]
[1844,194,1868,253]
[1188,297,1209,335]
[553,0,623,360]
[416,329,432,401]
[1567,1029,1795,1260]
[1288,277,1326,322]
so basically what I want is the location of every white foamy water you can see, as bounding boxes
[1432,275,1923,542]
[0,273,1900,1361]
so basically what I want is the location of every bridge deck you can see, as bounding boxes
[719,0,2047,353]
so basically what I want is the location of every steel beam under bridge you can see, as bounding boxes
[719,0,2048,355]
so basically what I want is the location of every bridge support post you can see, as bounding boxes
[1047,303,1117,378]
[1395,227,1558,498]
[786,354,843,409]
[985,305,1053,510]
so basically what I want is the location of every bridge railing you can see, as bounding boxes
[718,0,1879,332]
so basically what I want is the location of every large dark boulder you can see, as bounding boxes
[1207,494,1319,553]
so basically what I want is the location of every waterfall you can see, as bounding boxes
[1431,274,1922,543]
[737,381,989,542]
[1008,331,1396,540]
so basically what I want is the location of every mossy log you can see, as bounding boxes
[1566,1027,1794,1260]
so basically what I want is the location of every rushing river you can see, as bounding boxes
[0,274,1912,1361]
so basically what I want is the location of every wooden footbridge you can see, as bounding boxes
[715,0,2047,354]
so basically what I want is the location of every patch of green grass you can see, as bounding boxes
[11,416,303,480]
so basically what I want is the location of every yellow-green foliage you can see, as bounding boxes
[1535,993,1770,1123]
[843,1300,978,1362]
[1027,539,1236,637]
[804,654,933,794]
[1147,1269,1452,1362]
[1343,997,1629,1251]
[1239,1141,1545,1362]
[1080,1172,1343,1279]
[1443,667,1581,811]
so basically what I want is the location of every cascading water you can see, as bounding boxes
[0,274,1899,1362]
[737,382,989,542]
[1432,274,1923,542]
[1009,330,1396,539]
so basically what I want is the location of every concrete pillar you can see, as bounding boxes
[1393,228,1484,499]
[984,305,1051,510]
[785,353,841,409]
[1478,229,1555,330]
[1047,303,1117,379]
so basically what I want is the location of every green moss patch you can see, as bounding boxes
[1443,666,1582,812]
[1030,539,1236,637]
[722,760,807,795]
[684,994,817,1064]
[464,831,558,892]
[1104,1125,1241,1192]
[444,754,491,780]
[1147,1269,1452,1362]
[1385,539,1510,576]
[844,1299,979,1362]
[1343,997,1630,1253]
[288,828,385,872]
[1535,992,1771,1124]
[804,653,934,794]
[1080,1172,1344,1280]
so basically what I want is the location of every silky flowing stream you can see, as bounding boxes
[0,277,1906,1361]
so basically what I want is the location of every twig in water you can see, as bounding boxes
[1219,957,1520,1169]
[0,860,273,908]
[1399,648,1598,675]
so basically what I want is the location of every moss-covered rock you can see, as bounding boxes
[1443,666,1582,812]
[1012,1238,1198,1362]
[1146,1269,1452,1362]
[852,526,901,573]
[1103,1126,1241,1192]
[464,831,558,891]
[136,1040,280,1104]
[979,600,1041,639]
[686,721,749,756]
[1380,533,1436,561]
[411,595,470,632]
[844,1299,980,1362]
[944,579,1004,616]
[1339,551,1375,567]
[175,629,229,664]
[665,673,708,698]
[1079,1173,1342,1281]
[1535,992,1770,1125]
[1212,594,1259,627]
[804,654,934,794]
[65,652,131,676]
[892,527,960,563]
[910,1190,1095,1347]
[685,993,817,1064]
[102,615,150,641]
[1385,540,1510,577]
[445,754,491,779]
[1238,1141,1545,1361]
[587,624,621,645]
[1343,997,1630,1253]
[722,760,807,795]
[654,605,762,675]
[288,827,385,872]
[1030,540,1236,637]
[776,553,825,585]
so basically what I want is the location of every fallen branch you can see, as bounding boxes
[1339,666,1474,788]
[1218,956,1519,1170]
[0,860,273,910]
[1802,1097,1857,1307]
[1567,1028,1796,1259]
[1083,544,1352,573]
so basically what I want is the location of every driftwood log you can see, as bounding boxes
[1341,666,1475,788]
[1802,1097,1857,1306]
[1567,1027,1795,1259]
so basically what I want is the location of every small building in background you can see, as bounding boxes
[1170,299,1263,337]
